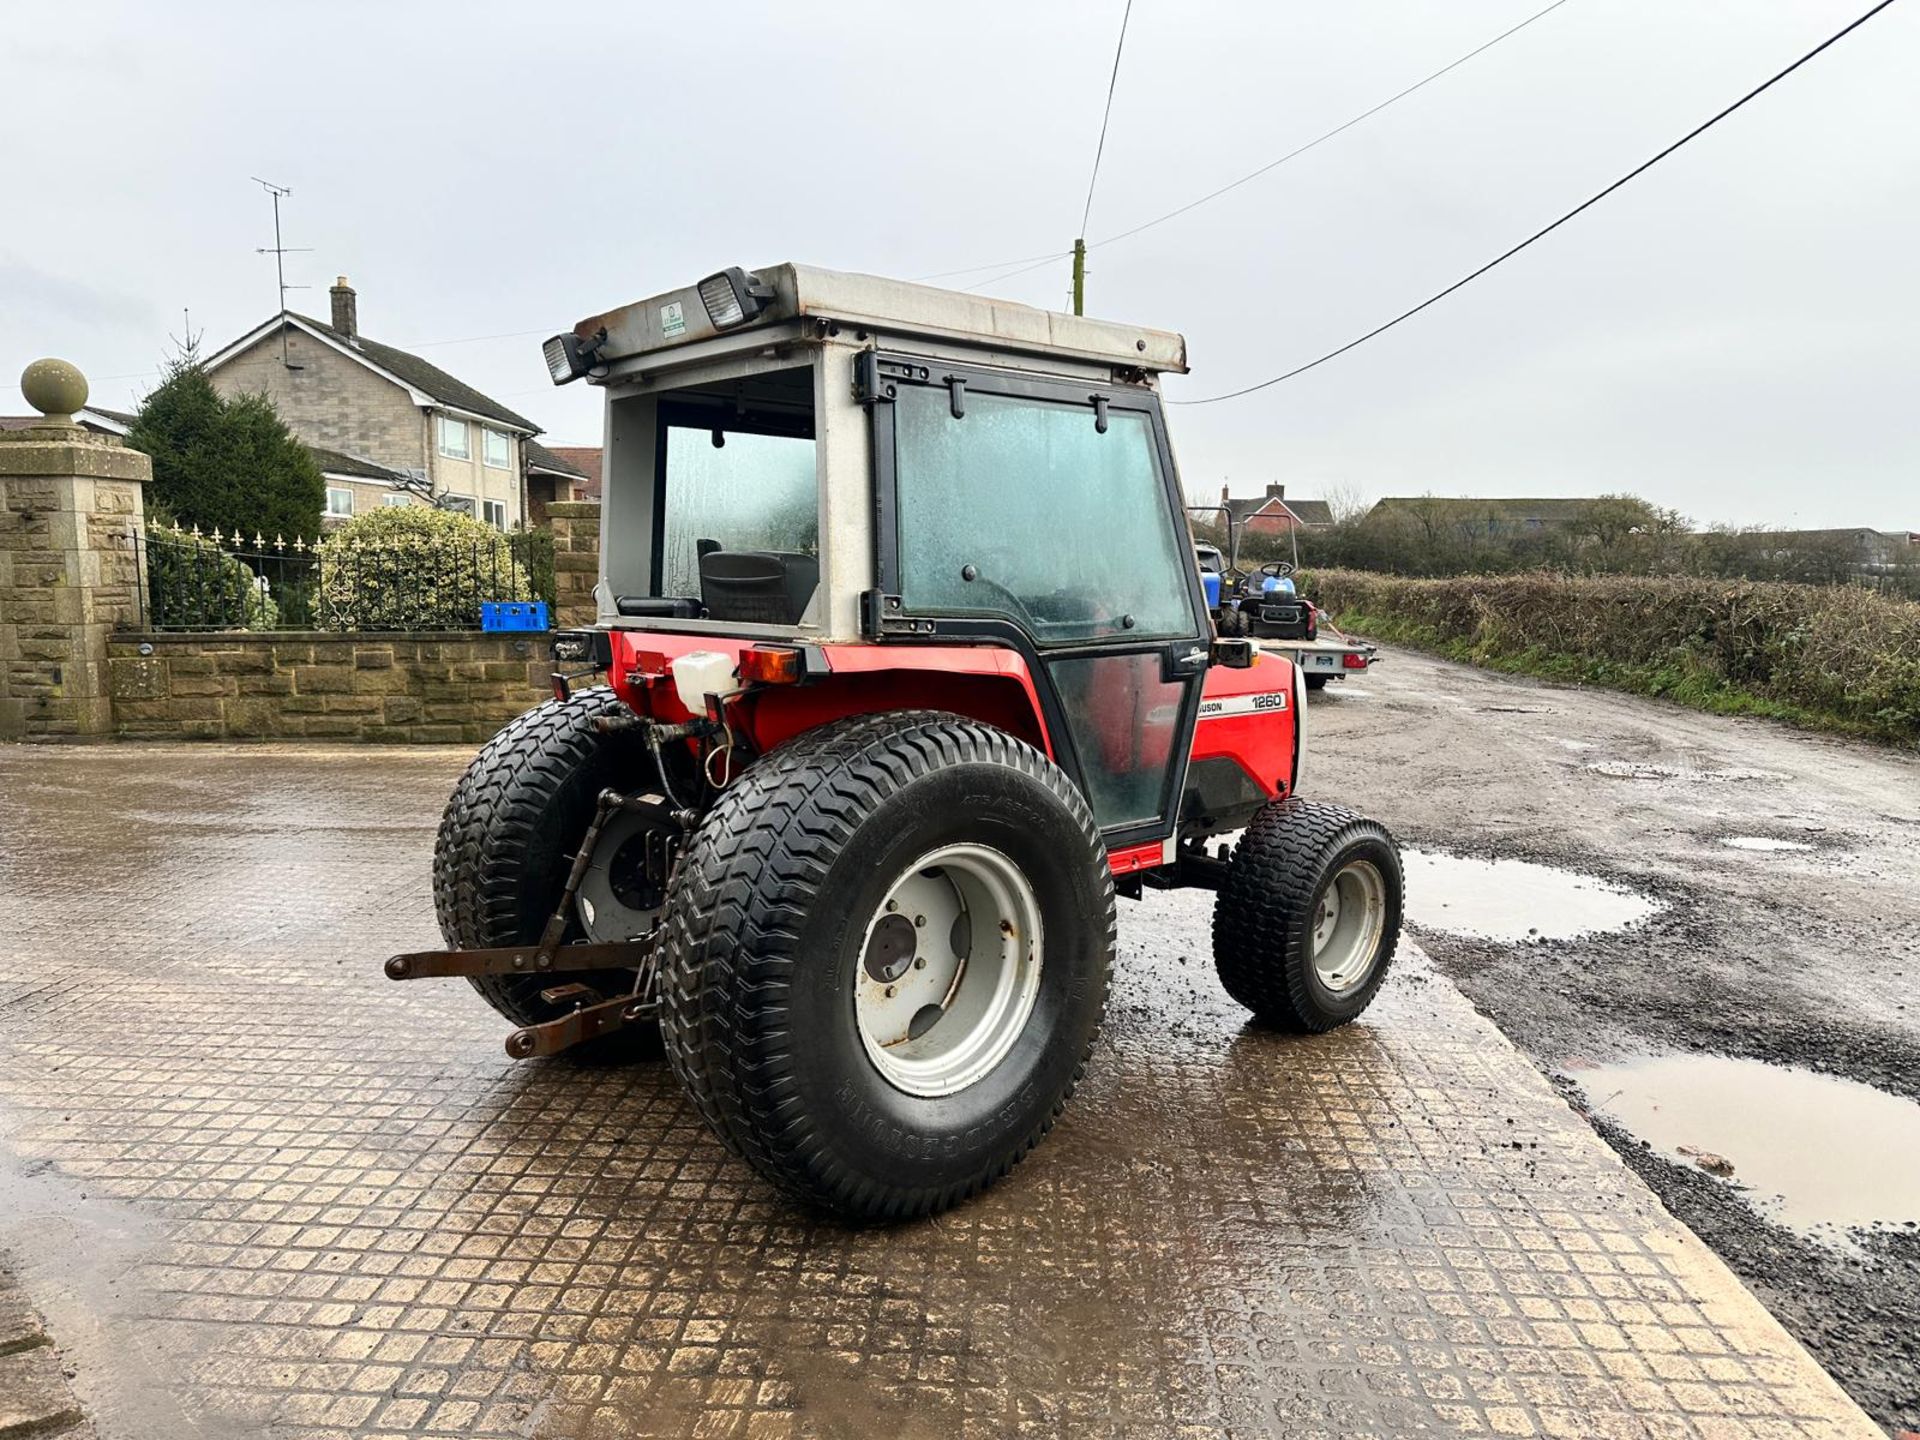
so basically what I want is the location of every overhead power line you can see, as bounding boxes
[1097,0,1570,250]
[1080,0,1136,239]
[1171,0,1902,406]
[921,0,1571,289]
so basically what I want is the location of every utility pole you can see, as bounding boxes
[1071,238,1087,317]
[251,177,311,368]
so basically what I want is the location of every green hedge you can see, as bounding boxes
[144,529,280,630]
[1303,569,1920,744]
[315,508,537,632]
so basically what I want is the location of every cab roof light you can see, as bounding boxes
[542,327,606,386]
[697,268,774,330]
[738,645,805,686]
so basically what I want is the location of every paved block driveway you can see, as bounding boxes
[0,744,1874,1438]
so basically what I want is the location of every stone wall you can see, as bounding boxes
[107,632,548,743]
[547,500,601,628]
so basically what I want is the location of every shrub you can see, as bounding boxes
[314,507,537,631]
[144,527,280,630]
[1302,569,1920,744]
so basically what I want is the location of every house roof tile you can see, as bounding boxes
[289,314,541,433]
[524,439,588,479]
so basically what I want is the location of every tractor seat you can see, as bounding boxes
[699,549,819,625]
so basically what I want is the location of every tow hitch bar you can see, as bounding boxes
[384,787,668,1059]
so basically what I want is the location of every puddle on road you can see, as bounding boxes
[1574,1054,1920,1242]
[1401,850,1661,943]
[1583,760,1784,783]
[1720,836,1815,852]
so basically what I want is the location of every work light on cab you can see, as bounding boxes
[696,268,774,330]
[542,330,600,386]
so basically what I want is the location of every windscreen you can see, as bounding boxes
[660,428,818,600]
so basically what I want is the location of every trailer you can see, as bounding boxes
[1260,630,1379,690]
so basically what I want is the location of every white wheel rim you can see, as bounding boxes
[854,843,1043,1098]
[1311,859,1387,993]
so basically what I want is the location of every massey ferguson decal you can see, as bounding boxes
[1198,691,1289,719]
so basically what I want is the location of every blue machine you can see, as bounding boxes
[1202,572,1222,609]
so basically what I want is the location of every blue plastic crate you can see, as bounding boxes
[480,601,549,633]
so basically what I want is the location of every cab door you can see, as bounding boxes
[862,353,1210,851]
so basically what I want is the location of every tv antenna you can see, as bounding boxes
[252,177,311,368]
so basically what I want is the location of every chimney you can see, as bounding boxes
[1220,484,1229,506]
[330,276,358,338]
[1266,482,1284,500]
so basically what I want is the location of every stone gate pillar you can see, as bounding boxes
[0,360,149,739]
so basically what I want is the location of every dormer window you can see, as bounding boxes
[437,415,470,460]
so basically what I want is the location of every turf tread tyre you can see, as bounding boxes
[1213,798,1401,1031]
[658,710,1113,1220]
[433,688,653,1029]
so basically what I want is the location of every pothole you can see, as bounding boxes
[1400,850,1662,943]
[1582,761,1785,783]
[1720,836,1815,852]
[1573,1054,1920,1243]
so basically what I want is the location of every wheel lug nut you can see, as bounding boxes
[913,957,927,970]
[885,900,898,912]
[914,914,926,928]
[885,984,896,998]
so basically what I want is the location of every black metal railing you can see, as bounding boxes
[140,524,556,632]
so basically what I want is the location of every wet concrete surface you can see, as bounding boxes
[1310,652,1920,1433]
[0,741,1885,1439]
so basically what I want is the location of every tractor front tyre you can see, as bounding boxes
[433,688,663,1053]
[658,711,1114,1221]
[1212,798,1402,1031]
[1216,605,1251,639]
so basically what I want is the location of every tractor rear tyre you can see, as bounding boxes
[434,688,663,1053]
[1213,798,1401,1031]
[658,711,1114,1221]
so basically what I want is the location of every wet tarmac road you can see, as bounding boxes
[0,741,1880,1438]
[1308,651,1920,1433]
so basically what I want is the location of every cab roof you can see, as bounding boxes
[569,262,1188,377]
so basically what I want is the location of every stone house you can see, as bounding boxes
[523,441,590,527]
[201,278,541,528]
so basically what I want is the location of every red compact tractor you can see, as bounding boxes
[391,265,1403,1220]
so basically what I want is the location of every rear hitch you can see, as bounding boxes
[385,784,685,1058]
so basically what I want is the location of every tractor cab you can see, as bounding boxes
[545,263,1250,843]
[395,265,1403,1222]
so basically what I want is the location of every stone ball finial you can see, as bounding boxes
[21,358,89,423]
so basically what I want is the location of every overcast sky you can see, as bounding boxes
[4,1,1914,528]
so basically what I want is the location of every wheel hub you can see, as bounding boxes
[1311,858,1387,993]
[853,844,1042,1098]
[577,804,678,943]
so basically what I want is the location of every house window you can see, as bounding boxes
[442,495,477,516]
[483,428,511,469]
[381,492,412,509]
[482,499,508,530]
[326,486,354,517]
[437,415,470,460]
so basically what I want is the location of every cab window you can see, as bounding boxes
[893,386,1196,645]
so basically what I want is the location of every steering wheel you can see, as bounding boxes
[1259,560,1296,579]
